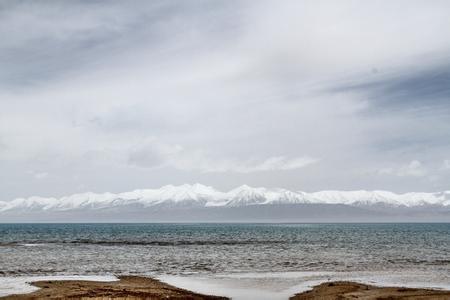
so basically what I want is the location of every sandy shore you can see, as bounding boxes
[1,276,450,299]
[290,281,450,299]
[0,276,228,300]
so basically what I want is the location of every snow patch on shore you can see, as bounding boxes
[0,275,118,297]
[158,271,450,300]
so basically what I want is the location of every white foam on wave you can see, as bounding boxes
[0,275,118,297]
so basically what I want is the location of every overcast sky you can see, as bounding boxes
[1,0,450,200]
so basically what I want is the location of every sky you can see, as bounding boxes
[1,0,450,200]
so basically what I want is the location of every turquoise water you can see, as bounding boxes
[0,223,449,276]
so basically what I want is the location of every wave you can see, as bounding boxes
[1,240,287,246]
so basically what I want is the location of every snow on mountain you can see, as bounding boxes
[308,190,401,206]
[225,185,268,206]
[0,184,449,213]
[309,190,450,207]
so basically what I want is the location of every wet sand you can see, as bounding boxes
[290,281,450,300]
[0,276,228,300]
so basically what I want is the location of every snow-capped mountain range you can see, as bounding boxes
[1,184,449,213]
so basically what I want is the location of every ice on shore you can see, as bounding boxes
[158,271,450,300]
[0,275,117,297]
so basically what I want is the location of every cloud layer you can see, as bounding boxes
[1,0,450,199]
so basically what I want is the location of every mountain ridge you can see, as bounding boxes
[1,184,450,213]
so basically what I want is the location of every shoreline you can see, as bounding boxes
[1,275,450,300]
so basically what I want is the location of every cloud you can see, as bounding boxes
[1,1,450,198]
[26,170,49,180]
[332,63,450,114]
[442,160,450,170]
[34,172,49,180]
[377,160,427,177]
[127,139,318,173]
[234,156,319,173]
[171,154,319,173]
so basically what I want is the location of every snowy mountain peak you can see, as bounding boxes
[159,183,218,194]
[1,184,449,213]
[226,185,268,206]
[229,185,265,195]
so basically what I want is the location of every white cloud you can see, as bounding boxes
[127,139,318,173]
[171,154,319,173]
[26,170,49,180]
[377,160,427,177]
[240,156,319,172]
[442,160,450,170]
[397,161,427,177]
[34,172,49,180]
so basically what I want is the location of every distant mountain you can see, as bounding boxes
[1,184,449,222]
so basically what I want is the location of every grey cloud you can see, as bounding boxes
[333,63,450,113]
[0,0,240,88]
